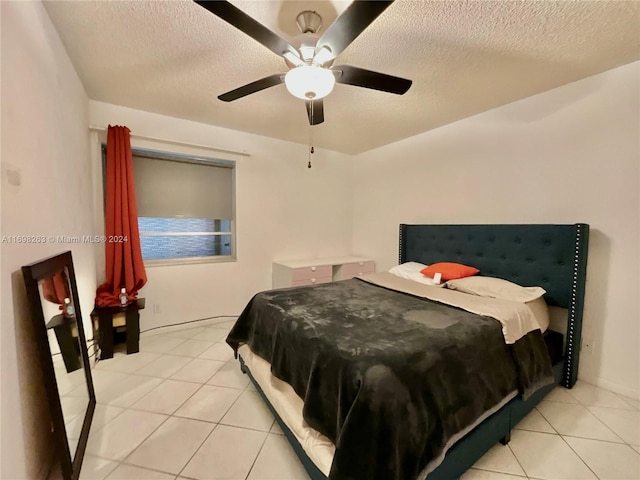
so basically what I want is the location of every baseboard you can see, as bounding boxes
[579,375,639,401]
[141,316,237,336]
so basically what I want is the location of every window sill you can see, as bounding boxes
[143,255,236,268]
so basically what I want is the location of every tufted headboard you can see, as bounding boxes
[399,224,589,388]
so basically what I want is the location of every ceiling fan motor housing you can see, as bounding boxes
[296,11,322,34]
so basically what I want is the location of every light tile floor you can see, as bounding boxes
[79,320,640,480]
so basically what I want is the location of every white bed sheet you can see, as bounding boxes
[238,344,335,476]
[362,272,543,344]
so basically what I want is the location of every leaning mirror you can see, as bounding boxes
[22,251,95,480]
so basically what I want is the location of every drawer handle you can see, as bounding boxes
[359,262,364,266]
[311,278,317,283]
[311,266,316,272]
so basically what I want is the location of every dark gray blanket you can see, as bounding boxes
[227,279,553,480]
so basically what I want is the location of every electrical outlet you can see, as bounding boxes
[582,338,595,355]
[153,303,161,314]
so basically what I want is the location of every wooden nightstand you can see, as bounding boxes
[91,298,145,360]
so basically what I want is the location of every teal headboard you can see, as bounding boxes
[399,223,589,388]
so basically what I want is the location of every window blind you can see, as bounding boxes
[132,155,233,220]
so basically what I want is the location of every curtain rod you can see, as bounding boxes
[88,125,251,157]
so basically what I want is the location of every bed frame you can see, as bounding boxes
[240,223,590,480]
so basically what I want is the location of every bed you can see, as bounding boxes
[227,224,589,480]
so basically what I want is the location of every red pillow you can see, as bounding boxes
[420,262,479,281]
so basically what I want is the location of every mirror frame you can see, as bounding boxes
[22,250,96,480]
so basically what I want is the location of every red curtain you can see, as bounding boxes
[42,270,70,307]
[95,125,147,307]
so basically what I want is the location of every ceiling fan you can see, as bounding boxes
[194,0,412,126]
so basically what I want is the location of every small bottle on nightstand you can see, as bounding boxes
[63,297,75,318]
[119,288,127,307]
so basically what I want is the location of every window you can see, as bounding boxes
[102,145,236,265]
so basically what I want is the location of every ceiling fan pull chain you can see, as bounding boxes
[308,114,314,168]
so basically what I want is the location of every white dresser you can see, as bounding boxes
[272,256,376,288]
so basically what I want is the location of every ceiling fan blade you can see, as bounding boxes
[218,74,284,102]
[194,1,299,60]
[315,1,394,60]
[334,65,412,95]
[305,99,324,125]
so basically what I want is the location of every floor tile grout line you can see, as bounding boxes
[578,405,630,444]
[558,433,632,446]
[471,465,527,478]
[175,421,221,479]
[127,379,208,417]
[568,384,640,411]
[213,370,256,424]
[557,432,602,480]
[169,360,227,385]
[544,397,639,412]
[509,413,597,480]
[143,354,215,377]
[527,406,563,436]
[119,454,194,478]
[202,360,251,390]
[209,362,256,421]
[536,402,626,444]
[576,400,640,412]
[137,337,189,354]
[617,396,640,410]
[160,364,274,433]
[167,411,276,435]
[135,347,239,418]
[165,342,220,359]
[243,428,272,480]
[217,420,275,434]
[116,408,183,470]
[96,456,121,480]
[82,451,125,464]
[83,462,122,480]
[84,403,129,439]
[98,408,171,465]
[506,442,528,478]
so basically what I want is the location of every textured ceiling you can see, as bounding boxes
[44,0,640,154]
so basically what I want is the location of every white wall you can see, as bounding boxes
[1,2,96,478]
[352,62,640,399]
[89,102,354,331]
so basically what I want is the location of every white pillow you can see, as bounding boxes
[388,262,441,286]
[445,276,546,303]
[446,276,549,331]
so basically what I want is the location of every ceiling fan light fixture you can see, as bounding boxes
[285,65,335,100]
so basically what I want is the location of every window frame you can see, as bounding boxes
[101,144,237,267]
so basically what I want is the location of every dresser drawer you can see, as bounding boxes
[291,276,333,287]
[335,261,375,280]
[290,265,332,282]
[273,257,374,288]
